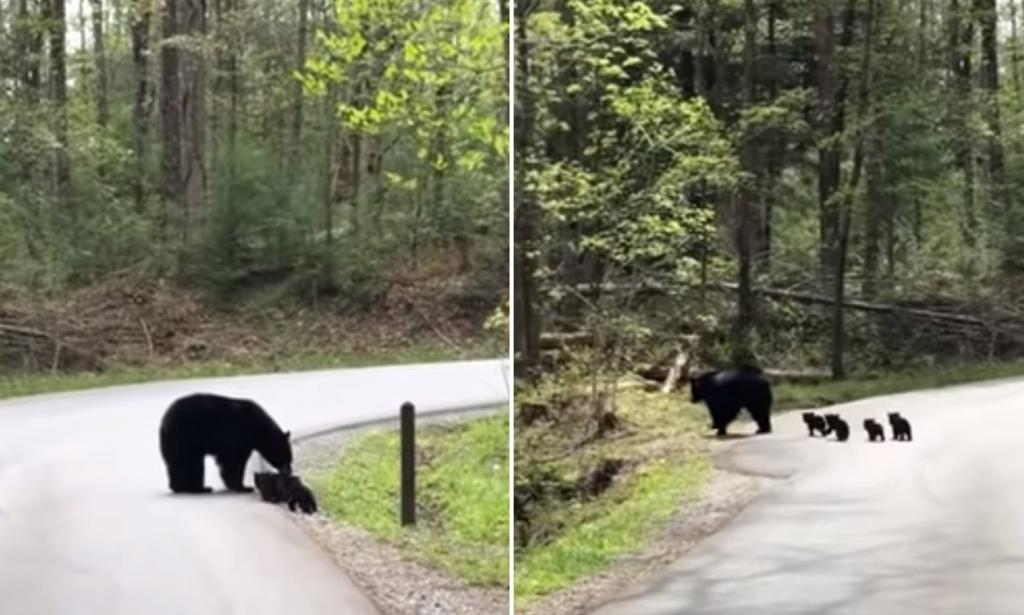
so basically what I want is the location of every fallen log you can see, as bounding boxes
[578,281,995,329]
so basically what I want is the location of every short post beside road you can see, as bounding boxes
[400,401,416,526]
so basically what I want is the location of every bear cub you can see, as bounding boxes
[690,366,773,437]
[824,414,849,442]
[802,412,828,437]
[255,471,318,514]
[159,393,292,494]
[863,418,885,442]
[888,412,913,441]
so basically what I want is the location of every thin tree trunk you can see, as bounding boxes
[90,0,109,129]
[831,0,876,378]
[817,0,857,379]
[227,0,240,148]
[815,1,841,283]
[514,0,542,376]
[48,0,72,216]
[179,0,207,244]
[131,0,153,212]
[760,0,781,274]
[1011,1,1023,109]
[733,0,757,364]
[320,3,338,284]
[160,0,182,235]
[951,0,976,251]
[290,0,308,158]
[322,86,337,283]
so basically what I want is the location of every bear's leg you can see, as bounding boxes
[707,401,738,436]
[170,452,210,494]
[748,401,772,434]
[217,451,253,492]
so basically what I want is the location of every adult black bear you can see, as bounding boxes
[690,367,772,436]
[824,414,849,441]
[159,393,292,494]
[802,412,828,437]
[254,471,317,514]
[888,412,913,441]
[863,418,885,442]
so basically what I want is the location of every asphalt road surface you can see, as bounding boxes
[592,376,1024,615]
[0,359,508,615]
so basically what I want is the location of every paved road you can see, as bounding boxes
[0,359,509,615]
[592,377,1024,615]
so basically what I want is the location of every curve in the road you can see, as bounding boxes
[592,377,1024,615]
[0,359,509,615]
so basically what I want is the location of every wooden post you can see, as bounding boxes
[400,401,416,526]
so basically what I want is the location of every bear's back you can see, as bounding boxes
[161,393,267,449]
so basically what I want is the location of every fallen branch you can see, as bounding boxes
[139,318,155,358]
[580,281,993,328]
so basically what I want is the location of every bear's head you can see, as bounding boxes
[259,430,293,475]
[689,376,704,403]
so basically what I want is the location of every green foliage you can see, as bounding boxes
[514,386,712,604]
[315,414,509,587]
[0,0,506,308]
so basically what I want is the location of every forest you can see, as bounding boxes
[513,0,1024,606]
[515,0,1024,386]
[0,0,508,374]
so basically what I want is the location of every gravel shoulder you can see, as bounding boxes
[287,410,509,615]
[520,464,770,615]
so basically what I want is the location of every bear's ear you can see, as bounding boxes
[284,430,291,440]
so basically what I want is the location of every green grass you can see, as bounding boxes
[0,343,495,401]
[314,414,509,587]
[775,359,1024,410]
[514,456,710,605]
[514,388,713,607]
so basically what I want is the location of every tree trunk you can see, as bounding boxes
[514,0,542,377]
[21,0,42,99]
[1011,1,1023,109]
[131,0,153,211]
[160,0,183,234]
[48,0,72,216]
[759,0,781,274]
[733,0,757,364]
[290,0,308,158]
[90,0,110,129]
[322,86,338,284]
[862,128,885,298]
[950,0,976,251]
[227,0,240,148]
[815,1,841,284]
[816,0,857,379]
[181,0,207,243]
[832,0,876,379]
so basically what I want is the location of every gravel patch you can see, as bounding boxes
[519,468,770,615]
[286,410,509,615]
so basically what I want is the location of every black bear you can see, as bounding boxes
[254,471,317,514]
[888,412,913,441]
[690,367,772,436]
[802,412,828,437]
[159,393,292,494]
[824,414,849,441]
[863,418,885,442]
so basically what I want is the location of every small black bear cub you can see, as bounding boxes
[802,412,828,437]
[863,418,885,442]
[824,414,849,442]
[255,471,318,514]
[888,412,913,441]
